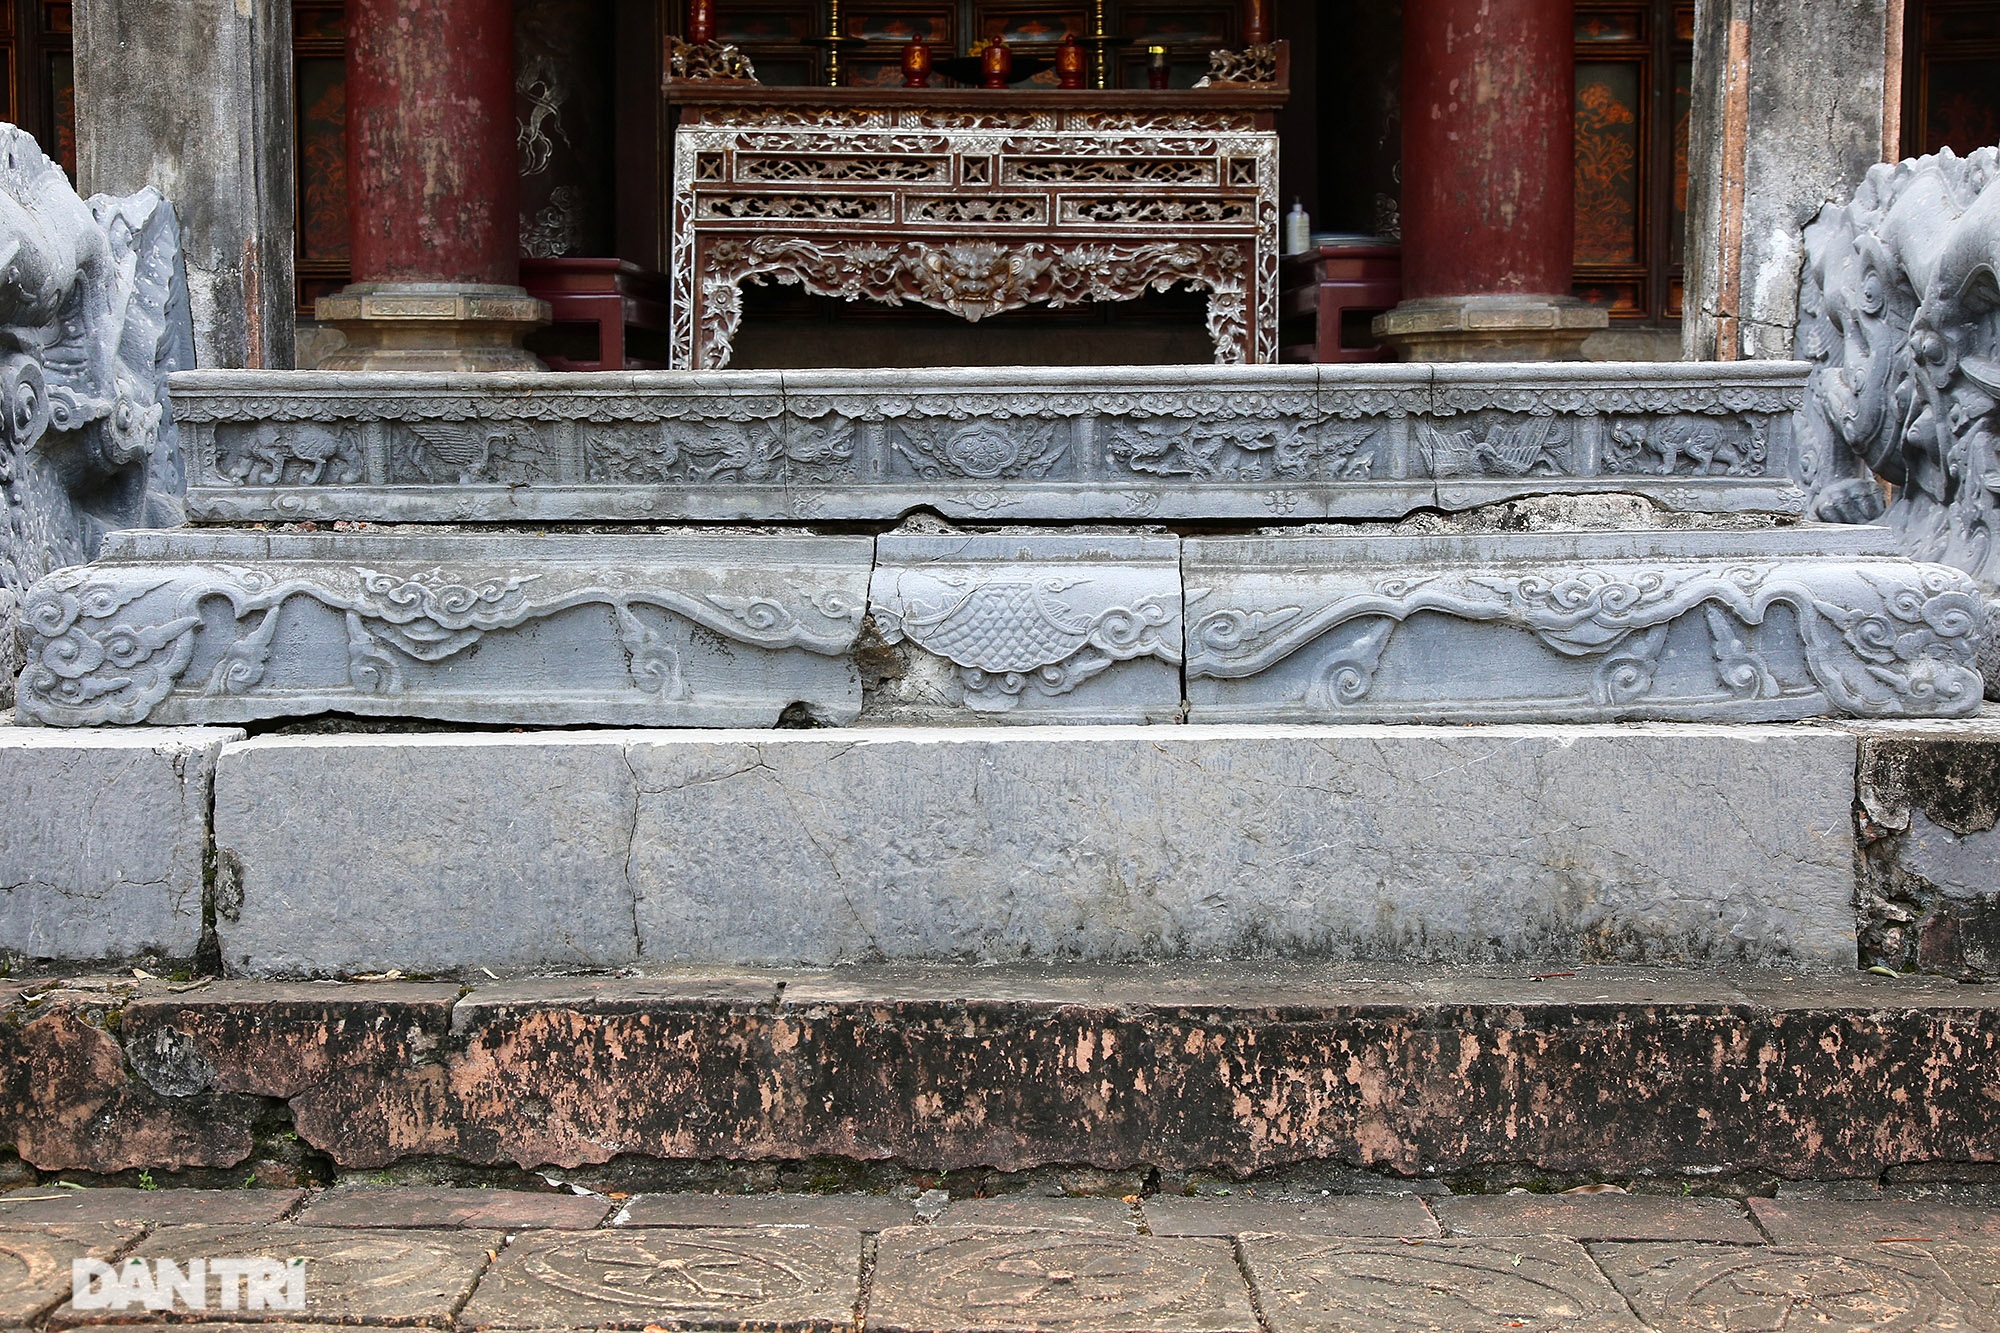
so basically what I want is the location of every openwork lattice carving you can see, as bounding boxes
[667,38,757,82]
[668,92,1282,369]
[1197,44,1280,86]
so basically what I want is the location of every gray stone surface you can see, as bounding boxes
[0,727,238,961]
[1684,0,1895,361]
[75,0,296,371]
[15,530,872,728]
[1797,147,2000,623]
[213,734,642,976]
[869,533,1182,723]
[0,126,195,711]
[171,363,1810,524]
[623,725,1860,968]
[207,724,1865,975]
[1184,526,1989,724]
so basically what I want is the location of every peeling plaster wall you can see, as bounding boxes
[73,0,297,370]
[1684,0,1896,361]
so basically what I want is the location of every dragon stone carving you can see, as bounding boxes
[0,127,193,710]
[1797,146,2000,692]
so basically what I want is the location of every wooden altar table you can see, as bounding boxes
[666,79,1287,370]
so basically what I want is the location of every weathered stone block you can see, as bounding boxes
[172,363,1810,524]
[1185,527,1988,724]
[626,725,1860,967]
[0,728,238,961]
[1852,717,2000,977]
[212,735,641,976]
[16,530,872,728]
[868,532,1182,722]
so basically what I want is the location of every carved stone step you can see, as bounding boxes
[1185,526,1991,724]
[12,524,1988,727]
[173,362,1809,525]
[13,530,873,728]
[869,532,1183,722]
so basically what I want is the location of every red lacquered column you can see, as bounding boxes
[1374,0,1607,361]
[317,0,548,371]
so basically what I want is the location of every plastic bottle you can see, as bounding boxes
[1285,199,1312,255]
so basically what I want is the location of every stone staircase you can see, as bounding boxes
[5,359,1999,1188]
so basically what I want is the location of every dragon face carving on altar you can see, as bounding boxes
[0,125,194,710]
[1797,146,2000,598]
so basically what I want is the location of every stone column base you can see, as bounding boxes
[314,282,550,372]
[1373,294,1610,362]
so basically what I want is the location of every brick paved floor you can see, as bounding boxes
[3,1184,1998,1330]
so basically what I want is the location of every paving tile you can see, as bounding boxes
[459,1225,861,1330]
[1239,1235,1645,1332]
[297,1186,611,1231]
[866,1226,1257,1333]
[614,1192,917,1231]
[0,1189,303,1227]
[1750,1197,2000,1245]
[49,1224,498,1326]
[0,1225,142,1327]
[1143,1194,1437,1239]
[1594,1241,1990,1331]
[1434,1194,1760,1242]
[933,1197,1138,1233]
[1924,1244,2000,1326]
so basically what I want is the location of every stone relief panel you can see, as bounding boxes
[867,533,1182,722]
[1797,147,2000,604]
[0,127,194,709]
[15,531,872,728]
[1184,530,1989,723]
[175,365,1809,525]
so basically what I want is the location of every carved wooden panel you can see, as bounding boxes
[668,89,1283,368]
[1571,0,1689,327]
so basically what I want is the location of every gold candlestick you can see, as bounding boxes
[1091,0,1109,88]
[826,0,844,86]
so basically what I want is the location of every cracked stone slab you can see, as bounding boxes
[1184,526,1989,724]
[1432,1194,1759,1242]
[46,1224,499,1327]
[295,1186,612,1230]
[1142,1195,1437,1239]
[212,735,642,976]
[1748,1197,2000,1245]
[867,1227,1257,1333]
[613,1194,919,1231]
[0,728,240,961]
[869,533,1182,723]
[0,1225,143,1327]
[15,530,872,728]
[625,725,1858,967]
[171,363,1810,523]
[1591,1241,1990,1332]
[458,1225,862,1330]
[932,1197,1139,1233]
[0,1189,301,1227]
[1240,1235,1644,1332]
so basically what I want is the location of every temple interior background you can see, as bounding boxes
[2,0,1996,366]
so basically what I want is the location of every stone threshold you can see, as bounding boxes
[6,718,1998,977]
[5,966,1999,1189]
